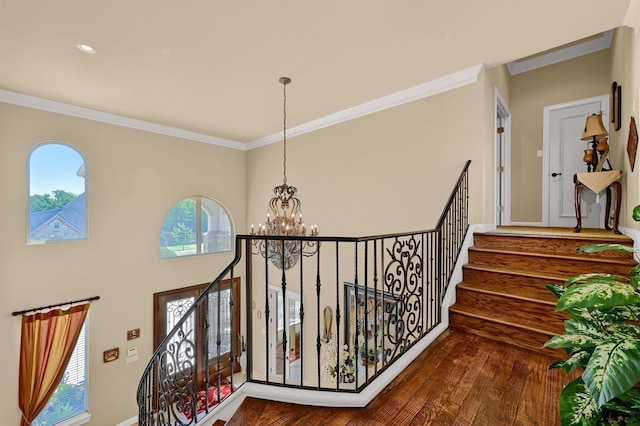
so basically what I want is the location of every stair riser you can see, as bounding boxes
[468,250,634,277]
[449,311,565,359]
[455,289,567,329]
[461,267,560,302]
[473,234,633,258]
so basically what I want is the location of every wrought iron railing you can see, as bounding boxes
[137,160,471,425]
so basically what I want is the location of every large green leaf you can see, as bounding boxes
[545,334,601,350]
[564,274,623,287]
[565,319,608,340]
[557,282,640,312]
[550,350,592,374]
[583,339,640,408]
[548,283,567,299]
[617,386,640,409]
[577,244,634,254]
[596,306,638,323]
[559,377,600,426]
[607,323,640,339]
[631,275,640,290]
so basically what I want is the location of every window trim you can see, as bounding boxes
[27,141,88,244]
[160,196,234,259]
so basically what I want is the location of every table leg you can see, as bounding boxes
[610,181,622,234]
[605,187,612,230]
[574,183,584,233]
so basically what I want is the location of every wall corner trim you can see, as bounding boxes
[0,63,484,152]
[0,89,247,151]
[245,64,485,150]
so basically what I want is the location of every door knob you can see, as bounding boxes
[551,172,562,177]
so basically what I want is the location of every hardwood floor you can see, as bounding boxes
[227,329,576,425]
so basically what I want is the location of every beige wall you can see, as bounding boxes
[510,48,612,223]
[610,26,640,230]
[247,80,494,239]
[0,104,246,424]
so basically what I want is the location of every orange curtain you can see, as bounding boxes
[18,303,90,426]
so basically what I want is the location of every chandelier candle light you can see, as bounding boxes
[251,77,319,270]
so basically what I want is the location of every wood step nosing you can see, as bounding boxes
[449,308,560,337]
[475,231,633,244]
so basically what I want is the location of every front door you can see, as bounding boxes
[544,96,609,228]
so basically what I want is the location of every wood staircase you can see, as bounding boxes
[449,227,636,358]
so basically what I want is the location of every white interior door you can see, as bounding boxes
[543,96,609,228]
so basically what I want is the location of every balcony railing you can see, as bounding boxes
[137,160,471,425]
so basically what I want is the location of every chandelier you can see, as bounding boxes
[251,77,319,270]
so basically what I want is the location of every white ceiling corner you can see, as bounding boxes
[506,30,614,76]
[246,64,484,150]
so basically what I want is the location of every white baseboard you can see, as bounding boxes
[114,415,137,426]
[509,221,544,227]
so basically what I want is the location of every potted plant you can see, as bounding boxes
[544,206,640,425]
[329,344,355,383]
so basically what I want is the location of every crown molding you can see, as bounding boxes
[0,89,247,150]
[246,63,484,150]
[624,0,640,30]
[506,29,614,76]
[1,63,483,152]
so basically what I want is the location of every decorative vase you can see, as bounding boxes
[238,351,247,373]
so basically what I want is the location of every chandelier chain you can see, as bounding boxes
[282,79,287,184]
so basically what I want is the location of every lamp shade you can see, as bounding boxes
[581,113,608,140]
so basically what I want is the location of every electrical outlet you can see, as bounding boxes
[127,328,140,340]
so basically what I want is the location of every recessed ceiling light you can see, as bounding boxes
[76,44,96,54]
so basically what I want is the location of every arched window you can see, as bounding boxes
[160,197,233,258]
[28,142,87,243]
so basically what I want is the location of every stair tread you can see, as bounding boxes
[479,227,633,243]
[462,263,570,281]
[456,281,557,305]
[468,246,636,265]
[450,301,564,335]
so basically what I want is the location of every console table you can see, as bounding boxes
[573,170,622,234]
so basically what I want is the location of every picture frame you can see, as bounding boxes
[628,116,638,172]
[610,81,616,124]
[343,282,398,365]
[611,81,622,131]
[103,347,119,363]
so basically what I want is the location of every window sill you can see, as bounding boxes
[54,412,91,426]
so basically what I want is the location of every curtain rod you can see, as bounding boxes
[11,296,100,316]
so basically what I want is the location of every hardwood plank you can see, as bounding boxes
[227,330,569,425]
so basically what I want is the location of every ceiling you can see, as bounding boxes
[0,1,633,147]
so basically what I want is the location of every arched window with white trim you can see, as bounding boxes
[28,142,87,243]
[160,197,233,258]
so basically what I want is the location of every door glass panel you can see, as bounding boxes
[166,296,195,371]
